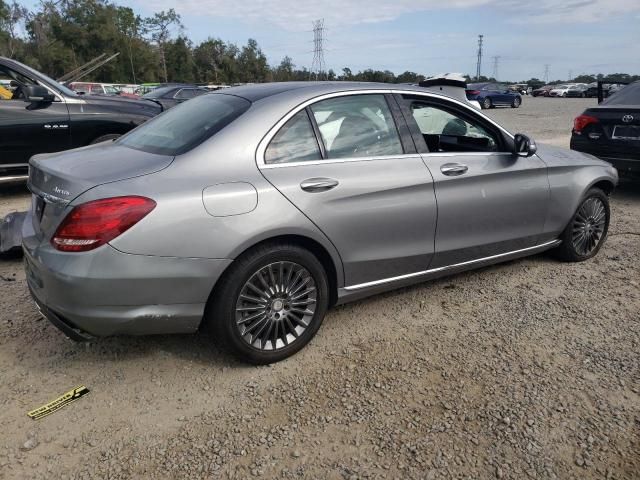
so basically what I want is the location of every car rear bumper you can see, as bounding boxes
[570,137,640,176]
[22,214,232,337]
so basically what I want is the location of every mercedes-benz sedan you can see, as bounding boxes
[23,82,618,364]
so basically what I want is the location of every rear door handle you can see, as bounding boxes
[440,163,469,176]
[300,178,339,192]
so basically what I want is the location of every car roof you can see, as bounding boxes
[219,81,474,103]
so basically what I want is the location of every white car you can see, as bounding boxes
[549,84,575,97]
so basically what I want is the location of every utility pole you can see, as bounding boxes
[310,19,326,81]
[544,64,549,83]
[476,35,484,80]
[568,70,573,81]
[492,55,500,81]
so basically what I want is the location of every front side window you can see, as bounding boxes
[117,93,251,156]
[411,102,499,153]
[0,65,38,100]
[265,110,321,164]
[310,95,403,159]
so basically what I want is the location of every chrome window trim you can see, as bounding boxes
[256,88,515,169]
[344,239,561,291]
[260,153,424,169]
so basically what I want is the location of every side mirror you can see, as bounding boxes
[23,85,55,103]
[514,133,537,157]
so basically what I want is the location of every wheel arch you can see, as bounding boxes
[209,233,342,309]
[589,178,616,196]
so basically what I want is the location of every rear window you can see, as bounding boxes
[602,82,640,106]
[117,93,251,155]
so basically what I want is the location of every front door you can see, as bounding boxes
[0,64,70,170]
[259,93,438,287]
[398,94,549,268]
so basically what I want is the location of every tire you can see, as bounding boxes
[482,97,492,110]
[511,97,521,108]
[554,188,610,262]
[207,242,330,364]
[89,134,121,145]
[581,93,586,98]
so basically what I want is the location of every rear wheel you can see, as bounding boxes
[554,188,610,262]
[208,242,329,364]
[482,98,492,109]
[511,97,521,108]
[90,134,120,145]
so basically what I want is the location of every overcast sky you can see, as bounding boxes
[26,0,640,80]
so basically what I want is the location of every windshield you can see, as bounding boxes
[104,85,120,94]
[117,93,251,156]
[143,86,176,99]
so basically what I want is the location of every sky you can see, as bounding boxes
[21,0,640,80]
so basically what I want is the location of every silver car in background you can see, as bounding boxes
[23,82,618,364]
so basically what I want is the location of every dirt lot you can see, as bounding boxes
[0,97,638,480]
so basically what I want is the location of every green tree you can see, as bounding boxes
[144,9,182,82]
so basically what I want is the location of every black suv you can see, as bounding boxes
[0,57,161,182]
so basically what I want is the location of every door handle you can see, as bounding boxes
[300,178,339,193]
[440,163,469,176]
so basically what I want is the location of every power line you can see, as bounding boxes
[492,55,500,80]
[310,19,326,80]
[475,34,484,80]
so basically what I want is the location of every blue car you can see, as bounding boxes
[466,83,522,109]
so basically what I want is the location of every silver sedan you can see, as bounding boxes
[23,82,618,363]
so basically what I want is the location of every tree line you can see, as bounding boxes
[1,0,638,86]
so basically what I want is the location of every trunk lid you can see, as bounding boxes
[582,106,640,156]
[27,142,172,238]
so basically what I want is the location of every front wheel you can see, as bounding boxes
[554,188,610,262]
[511,97,521,108]
[208,243,330,364]
[482,98,492,109]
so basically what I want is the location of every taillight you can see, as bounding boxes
[52,196,156,252]
[573,114,599,134]
[466,90,481,95]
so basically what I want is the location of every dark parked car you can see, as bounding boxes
[565,84,589,98]
[571,81,640,178]
[531,85,554,97]
[0,57,161,182]
[466,83,522,109]
[142,85,209,110]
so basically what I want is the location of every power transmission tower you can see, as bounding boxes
[568,70,573,81]
[475,34,484,80]
[492,56,500,80]
[544,64,549,83]
[310,19,326,80]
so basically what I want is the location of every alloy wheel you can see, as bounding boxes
[235,261,317,351]
[571,197,607,256]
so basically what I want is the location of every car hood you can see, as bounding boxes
[78,95,162,116]
[28,142,173,204]
[535,143,613,168]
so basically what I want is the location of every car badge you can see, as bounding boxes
[622,115,634,123]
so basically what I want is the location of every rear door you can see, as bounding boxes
[0,64,70,170]
[397,93,549,268]
[259,92,438,287]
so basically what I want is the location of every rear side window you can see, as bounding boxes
[309,95,403,159]
[117,94,250,155]
[265,110,321,164]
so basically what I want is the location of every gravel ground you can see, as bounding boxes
[0,97,638,480]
